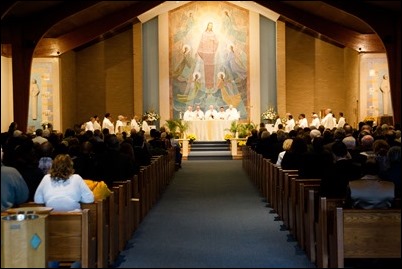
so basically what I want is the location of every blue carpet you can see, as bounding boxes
[115,160,316,268]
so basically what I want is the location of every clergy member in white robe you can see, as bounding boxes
[205,105,218,120]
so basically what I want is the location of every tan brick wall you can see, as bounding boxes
[74,29,134,125]
[284,26,359,125]
[59,51,77,130]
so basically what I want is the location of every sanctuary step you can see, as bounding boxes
[188,141,232,160]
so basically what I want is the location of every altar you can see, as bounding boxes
[186,120,232,141]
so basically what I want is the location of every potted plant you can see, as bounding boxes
[226,120,239,137]
[237,123,249,138]
[165,119,178,135]
[176,119,189,138]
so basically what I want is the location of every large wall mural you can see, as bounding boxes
[169,1,249,119]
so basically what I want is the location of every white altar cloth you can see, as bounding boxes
[186,120,232,141]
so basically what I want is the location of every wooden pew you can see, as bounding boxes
[108,191,119,264]
[8,203,96,268]
[288,178,320,237]
[279,170,298,228]
[111,183,128,252]
[330,207,401,268]
[47,209,95,268]
[131,174,141,230]
[81,197,109,268]
[316,197,346,268]
[297,183,321,252]
[306,188,320,263]
[267,161,277,208]
[263,159,271,204]
[113,179,133,240]
[270,163,280,213]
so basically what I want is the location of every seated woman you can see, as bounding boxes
[34,154,94,268]
[34,154,94,212]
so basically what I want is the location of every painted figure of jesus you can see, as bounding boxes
[197,22,219,89]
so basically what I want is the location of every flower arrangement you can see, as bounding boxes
[187,133,196,143]
[238,140,247,147]
[41,120,51,129]
[261,107,277,121]
[143,110,160,122]
[224,133,233,141]
[363,116,375,123]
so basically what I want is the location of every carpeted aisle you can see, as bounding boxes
[115,160,316,268]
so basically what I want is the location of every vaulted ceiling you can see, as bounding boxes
[1,1,400,57]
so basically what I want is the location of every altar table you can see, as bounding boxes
[186,120,232,141]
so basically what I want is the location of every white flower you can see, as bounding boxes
[261,107,277,120]
[144,110,160,122]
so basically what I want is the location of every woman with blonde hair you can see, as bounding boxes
[34,154,94,211]
[276,138,293,167]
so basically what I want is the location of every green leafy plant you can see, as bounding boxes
[165,119,178,135]
[226,121,239,135]
[176,119,189,137]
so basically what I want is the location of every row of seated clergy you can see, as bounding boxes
[183,104,239,121]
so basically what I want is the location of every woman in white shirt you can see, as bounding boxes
[34,154,94,211]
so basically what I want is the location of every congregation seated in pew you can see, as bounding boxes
[34,154,94,211]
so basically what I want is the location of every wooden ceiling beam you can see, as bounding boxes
[0,0,18,20]
[255,0,384,53]
[34,1,164,56]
